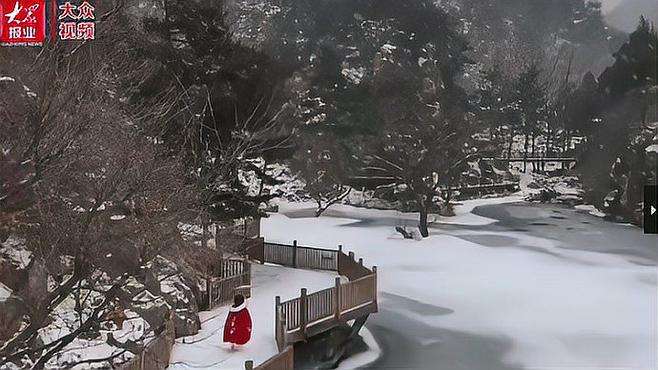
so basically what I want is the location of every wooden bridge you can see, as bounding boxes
[244,239,378,370]
[438,180,520,198]
[482,157,578,172]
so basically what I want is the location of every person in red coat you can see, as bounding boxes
[223,294,252,350]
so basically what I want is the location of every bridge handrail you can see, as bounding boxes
[246,240,378,370]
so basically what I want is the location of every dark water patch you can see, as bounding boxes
[365,303,523,370]
[530,222,554,226]
[457,234,518,248]
[581,221,591,224]
[380,292,454,316]
[550,215,567,220]
[516,245,567,260]
[512,228,529,232]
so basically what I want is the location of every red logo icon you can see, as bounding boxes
[0,0,46,46]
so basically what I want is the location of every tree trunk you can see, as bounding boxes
[202,220,209,248]
[523,133,529,172]
[418,206,429,238]
[531,134,536,172]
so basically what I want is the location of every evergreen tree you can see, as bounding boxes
[579,18,658,220]
[515,63,549,165]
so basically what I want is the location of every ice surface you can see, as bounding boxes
[262,198,657,369]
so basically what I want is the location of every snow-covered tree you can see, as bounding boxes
[356,42,475,237]
[291,132,351,217]
[0,31,200,367]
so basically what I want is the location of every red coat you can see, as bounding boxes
[223,302,252,345]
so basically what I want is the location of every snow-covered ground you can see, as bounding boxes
[263,197,657,370]
[169,264,339,369]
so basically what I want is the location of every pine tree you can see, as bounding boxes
[515,63,548,168]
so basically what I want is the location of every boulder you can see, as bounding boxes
[119,276,171,331]
[146,256,201,337]
[0,295,24,342]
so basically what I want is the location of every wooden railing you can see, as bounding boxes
[245,240,377,369]
[275,271,377,346]
[219,257,248,278]
[206,259,251,309]
[261,241,339,271]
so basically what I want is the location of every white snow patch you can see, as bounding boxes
[645,144,658,153]
[574,204,607,218]
[336,326,381,369]
[0,282,11,302]
[1,237,32,269]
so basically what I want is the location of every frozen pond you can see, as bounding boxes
[263,198,658,370]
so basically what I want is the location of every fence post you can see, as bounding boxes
[349,251,355,261]
[245,262,252,298]
[334,277,341,320]
[337,245,343,274]
[206,277,213,309]
[300,288,308,336]
[358,258,363,266]
[292,240,298,268]
[260,238,265,264]
[372,266,378,312]
[275,295,282,349]
[280,314,288,351]
[245,360,254,370]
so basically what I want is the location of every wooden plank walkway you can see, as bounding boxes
[482,157,577,163]
[245,240,378,370]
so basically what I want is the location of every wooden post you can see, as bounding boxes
[358,258,363,266]
[292,240,298,268]
[245,360,254,370]
[275,295,282,349]
[279,315,288,351]
[337,245,343,274]
[274,295,281,347]
[300,288,308,336]
[206,277,213,309]
[334,277,341,320]
[349,251,355,261]
[372,266,378,312]
[245,262,252,296]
